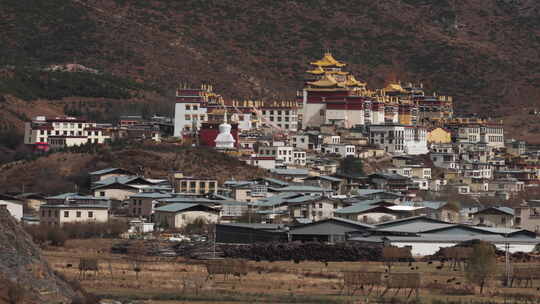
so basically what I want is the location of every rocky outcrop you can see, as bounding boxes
[0,206,77,303]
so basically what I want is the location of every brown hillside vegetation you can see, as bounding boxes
[0,144,268,195]
[42,0,540,110]
[2,1,539,113]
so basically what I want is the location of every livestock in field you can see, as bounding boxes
[440,247,473,270]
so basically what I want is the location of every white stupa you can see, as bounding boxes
[215,111,236,149]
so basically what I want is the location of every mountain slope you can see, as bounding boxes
[1,0,539,131]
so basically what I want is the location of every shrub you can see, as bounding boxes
[47,228,68,246]
[6,280,25,304]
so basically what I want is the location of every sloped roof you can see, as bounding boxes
[290,217,374,235]
[154,203,217,213]
[129,192,173,199]
[270,168,310,176]
[473,206,515,216]
[89,168,132,176]
[375,215,450,228]
[272,185,329,193]
[252,192,300,207]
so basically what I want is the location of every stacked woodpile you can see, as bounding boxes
[221,242,383,262]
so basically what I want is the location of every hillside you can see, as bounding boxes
[0,143,268,194]
[1,0,539,141]
[0,209,77,303]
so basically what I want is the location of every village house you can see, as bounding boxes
[92,176,156,201]
[303,175,345,194]
[153,203,219,229]
[472,206,514,228]
[322,144,356,158]
[514,200,540,232]
[401,201,460,223]
[246,156,276,170]
[45,193,110,206]
[127,192,174,218]
[172,172,218,195]
[40,204,109,226]
[89,168,134,184]
[287,195,346,222]
[334,202,406,224]
[368,124,428,155]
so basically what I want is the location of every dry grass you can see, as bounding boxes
[42,239,540,304]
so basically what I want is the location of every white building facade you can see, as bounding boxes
[369,125,428,155]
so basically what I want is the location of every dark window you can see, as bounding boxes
[88,211,94,218]
[64,211,69,218]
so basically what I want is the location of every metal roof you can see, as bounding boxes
[270,168,309,176]
[290,217,374,235]
[252,192,300,207]
[89,168,130,175]
[45,193,109,200]
[154,203,216,213]
[129,192,173,199]
[41,204,109,209]
[375,215,450,228]
[272,185,329,193]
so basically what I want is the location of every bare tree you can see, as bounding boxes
[465,242,497,294]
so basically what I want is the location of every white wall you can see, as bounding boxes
[0,201,23,221]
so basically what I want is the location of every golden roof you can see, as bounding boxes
[343,75,367,87]
[384,83,406,92]
[307,74,344,88]
[306,66,325,74]
[310,52,346,67]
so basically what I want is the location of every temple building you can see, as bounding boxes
[297,53,453,129]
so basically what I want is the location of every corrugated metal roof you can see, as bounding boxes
[334,204,383,214]
[377,222,456,233]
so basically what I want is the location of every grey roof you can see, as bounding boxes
[375,215,450,228]
[260,177,289,186]
[376,222,457,234]
[354,189,403,197]
[290,217,374,235]
[154,203,216,213]
[270,168,309,176]
[46,193,109,201]
[285,195,322,204]
[94,175,148,186]
[334,204,390,215]
[41,204,109,209]
[350,234,540,245]
[129,192,173,199]
[89,168,130,176]
[252,192,300,207]
[217,223,283,230]
[158,197,216,204]
[474,206,515,216]
[402,201,447,210]
[272,185,329,193]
